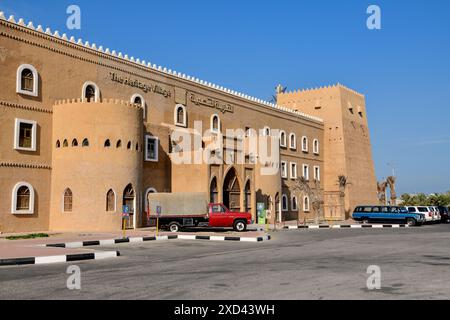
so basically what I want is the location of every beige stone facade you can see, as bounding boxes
[0,16,376,232]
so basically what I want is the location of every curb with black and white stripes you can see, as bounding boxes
[0,251,120,267]
[44,234,272,249]
[284,224,409,230]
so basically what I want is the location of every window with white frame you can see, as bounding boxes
[82,81,100,102]
[304,196,310,212]
[174,104,187,127]
[282,194,288,211]
[211,114,221,133]
[281,161,288,179]
[302,136,309,152]
[290,162,298,179]
[263,127,271,137]
[145,136,159,162]
[11,182,35,214]
[302,164,310,180]
[314,166,321,181]
[16,64,39,97]
[313,139,320,154]
[131,94,146,119]
[289,133,297,150]
[14,118,37,151]
[279,131,287,147]
[292,196,298,211]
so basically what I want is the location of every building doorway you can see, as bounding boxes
[123,184,135,229]
[223,168,241,212]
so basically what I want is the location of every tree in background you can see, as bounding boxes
[400,192,450,206]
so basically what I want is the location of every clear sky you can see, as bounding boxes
[1,0,449,195]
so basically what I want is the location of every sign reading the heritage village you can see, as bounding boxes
[110,72,172,98]
[189,92,234,114]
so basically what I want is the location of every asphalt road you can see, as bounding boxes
[1,224,450,300]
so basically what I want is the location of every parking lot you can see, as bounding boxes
[1,223,450,300]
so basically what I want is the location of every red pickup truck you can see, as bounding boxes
[147,193,252,233]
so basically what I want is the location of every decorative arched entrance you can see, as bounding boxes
[223,168,241,212]
[123,184,135,229]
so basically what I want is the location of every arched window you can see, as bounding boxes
[56,140,61,148]
[116,140,122,148]
[11,182,35,214]
[302,136,309,152]
[291,196,298,211]
[82,138,89,147]
[282,194,288,212]
[135,142,139,151]
[63,188,73,212]
[16,64,38,96]
[63,139,68,148]
[210,177,218,204]
[244,180,252,212]
[304,196,310,212]
[313,139,319,154]
[144,188,157,213]
[104,139,111,148]
[279,131,287,147]
[174,104,187,127]
[127,141,132,150]
[263,127,271,137]
[131,94,146,119]
[72,139,78,147]
[82,81,100,102]
[289,133,297,150]
[211,114,221,133]
[106,189,116,212]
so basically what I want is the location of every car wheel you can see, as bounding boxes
[362,218,370,225]
[233,220,247,232]
[169,222,181,233]
[406,218,416,227]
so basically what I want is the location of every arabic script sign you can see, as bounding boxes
[189,93,234,114]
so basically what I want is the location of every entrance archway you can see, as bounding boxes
[223,168,241,212]
[123,184,135,229]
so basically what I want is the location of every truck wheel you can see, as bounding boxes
[169,222,181,233]
[406,218,416,227]
[234,220,247,232]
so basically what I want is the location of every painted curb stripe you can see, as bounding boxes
[66,253,95,262]
[224,237,241,241]
[195,236,211,240]
[283,224,409,230]
[0,257,35,266]
[35,255,66,265]
[82,240,100,246]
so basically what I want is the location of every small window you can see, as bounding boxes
[174,104,187,127]
[104,139,111,148]
[131,94,146,119]
[106,189,116,212]
[292,196,298,211]
[313,139,319,154]
[281,161,288,179]
[82,81,99,102]
[279,131,287,147]
[136,142,139,151]
[145,136,159,162]
[289,133,297,150]
[82,138,89,147]
[116,140,122,148]
[372,207,381,213]
[303,164,310,180]
[16,64,38,96]
[211,114,221,133]
[56,140,61,148]
[14,119,37,151]
[304,196,310,212]
[282,194,288,212]
[127,141,132,150]
[63,139,68,148]
[263,127,271,137]
[314,166,320,181]
[72,139,78,147]
[11,182,35,214]
[63,188,73,212]
[290,162,298,179]
[302,136,309,152]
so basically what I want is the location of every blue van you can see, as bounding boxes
[352,206,425,226]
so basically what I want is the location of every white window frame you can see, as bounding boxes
[304,196,310,212]
[144,187,158,212]
[16,64,39,97]
[11,182,35,215]
[302,136,309,152]
[290,162,298,180]
[131,93,146,119]
[82,81,100,102]
[14,118,37,151]
[282,194,288,212]
[262,126,271,137]
[279,130,287,147]
[313,139,320,154]
[210,114,221,133]
[145,135,159,162]
[303,164,310,181]
[289,133,297,150]
[281,161,288,179]
[291,196,298,211]
[314,166,321,181]
[174,104,187,127]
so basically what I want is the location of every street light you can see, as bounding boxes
[387,162,395,177]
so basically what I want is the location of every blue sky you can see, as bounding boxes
[1,0,449,195]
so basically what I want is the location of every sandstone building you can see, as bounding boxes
[0,14,378,233]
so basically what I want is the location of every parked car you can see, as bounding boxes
[429,206,441,223]
[353,206,425,226]
[437,206,450,223]
[406,206,434,223]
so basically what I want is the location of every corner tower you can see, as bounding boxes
[277,84,378,219]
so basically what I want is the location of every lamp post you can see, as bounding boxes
[387,162,395,178]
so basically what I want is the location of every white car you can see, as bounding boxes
[407,206,433,223]
[430,206,441,223]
